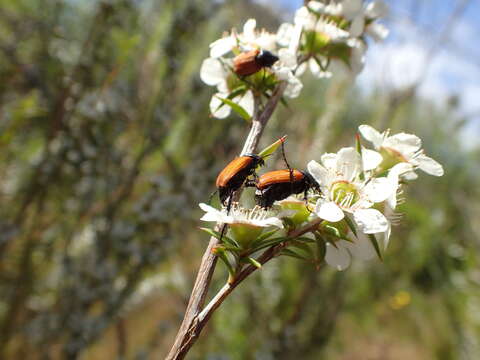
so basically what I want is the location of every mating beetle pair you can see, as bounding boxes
[216,153,320,209]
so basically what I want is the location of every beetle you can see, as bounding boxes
[254,169,320,208]
[233,49,279,76]
[216,154,265,205]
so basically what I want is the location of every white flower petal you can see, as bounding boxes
[345,232,376,260]
[365,0,389,18]
[359,124,384,149]
[341,0,363,19]
[209,94,231,119]
[336,147,361,181]
[209,36,236,58]
[367,23,389,42]
[325,242,351,271]
[376,220,391,250]
[416,154,444,176]
[316,201,345,222]
[283,73,303,98]
[253,217,284,228]
[199,203,232,223]
[354,208,389,234]
[278,48,297,69]
[243,19,257,42]
[307,160,329,186]
[362,149,383,171]
[277,23,294,47]
[363,177,393,203]
[236,91,255,118]
[320,153,337,170]
[384,133,422,156]
[349,15,365,37]
[200,58,227,86]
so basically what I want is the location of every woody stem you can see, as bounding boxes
[165,83,287,360]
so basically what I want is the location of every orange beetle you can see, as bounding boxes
[255,169,320,208]
[216,154,264,205]
[233,49,279,76]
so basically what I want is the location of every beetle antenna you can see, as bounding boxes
[281,140,294,193]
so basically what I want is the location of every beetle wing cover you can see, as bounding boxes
[257,169,304,189]
[216,156,253,188]
[233,49,261,76]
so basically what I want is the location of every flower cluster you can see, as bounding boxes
[200,125,444,271]
[200,0,388,119]
[200,19,302,119]
[279,0,389,79]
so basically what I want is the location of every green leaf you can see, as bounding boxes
[368,234,383,261]
[217,251,236,278]
[322,225,351,242]
[280,96,290,109]
[258,136,287,159]
[316,239,326,262]
[199,227,240,248]
[249,237,288,253]
[343,215,357,237]
[294,236,316,243]
[250,229,280,248]
[246,257,262,269]
[216,96,251,121]
[280,248,309,261]
[289,240,313,258]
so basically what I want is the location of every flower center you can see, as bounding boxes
[330,180,360,208]
[378,147,408,173]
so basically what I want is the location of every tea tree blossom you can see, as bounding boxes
[199,203,283,248]
[358,124,445,178]
[277,0,388,79]
[307,147,394,232]
[200,19,303,119]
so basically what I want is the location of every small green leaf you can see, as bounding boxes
[258,136,287,159]
[280,96,290,109]
[294,236,316,243]
[289,240,313,258]
[316,239,326,262]
[250,229,280,248]
[217,252,236,277]
[216,96,251,121]
[343,215,357,237]
[199,227,239,248]
[280,248,308,261]
[249,237,288,253]
[368,234,383,261]
[246,257,262,269]
[322,225,351,242]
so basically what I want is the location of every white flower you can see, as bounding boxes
[202,18,303,116]
[358,124,444,177]
[199,203,283,228]
[210,19,277,58]
[307,147,395,234]
[200,57,255,119]
[200,203,283,248]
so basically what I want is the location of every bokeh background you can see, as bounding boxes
[1,0,479,359]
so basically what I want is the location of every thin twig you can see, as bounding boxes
[171,218,323,357]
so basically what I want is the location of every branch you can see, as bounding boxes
[165,82,287,360]
[170,218,323,358]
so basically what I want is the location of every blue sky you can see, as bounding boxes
[267,0,480,140]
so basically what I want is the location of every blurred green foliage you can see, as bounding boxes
[0,0,479,359]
